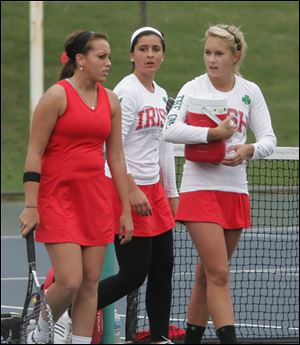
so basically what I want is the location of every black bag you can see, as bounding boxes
[1,313,21,344]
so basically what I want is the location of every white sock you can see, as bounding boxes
[71,334,92,344]
[33,314,50,342]
[38,314,49,331]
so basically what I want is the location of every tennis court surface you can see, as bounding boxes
[2,146,299,344]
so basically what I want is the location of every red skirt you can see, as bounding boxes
[36,174,115,246]
[176,190,251,229]
[108,178,175,237]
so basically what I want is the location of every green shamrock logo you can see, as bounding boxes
[242,95,251,105]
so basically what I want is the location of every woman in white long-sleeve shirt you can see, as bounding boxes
[98,27,179,345]
[163,24,276,344]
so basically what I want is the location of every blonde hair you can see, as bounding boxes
[204,24,247,75]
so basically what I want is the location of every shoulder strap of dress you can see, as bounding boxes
[56,79,70,89]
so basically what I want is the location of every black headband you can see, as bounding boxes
[67,31,94,59]
[223,27,241,51]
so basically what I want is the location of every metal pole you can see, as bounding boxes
[140,1,147,26]
[29,1,44,123]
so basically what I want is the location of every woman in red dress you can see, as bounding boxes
[19,30,133,344]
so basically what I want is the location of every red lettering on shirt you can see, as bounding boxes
[228,108,247,134]
[136,110,145,130]
[135,107,166,130]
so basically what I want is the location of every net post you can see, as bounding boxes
[100,243,115,344]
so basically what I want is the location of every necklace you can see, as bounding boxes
[68,78,97,110]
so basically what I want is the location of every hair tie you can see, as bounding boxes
[60,51,69,64]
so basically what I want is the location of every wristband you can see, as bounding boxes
[23,172,41,183]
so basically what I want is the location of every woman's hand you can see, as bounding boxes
[19,208,39,237]
[222,144,254,166]
[130,188,152,216]
[118,211,134,245]
[207,117,236,141]
[169,197,179,218]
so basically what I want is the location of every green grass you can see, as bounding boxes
[1,1,299,193]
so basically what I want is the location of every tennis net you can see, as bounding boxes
[126,146,299,344]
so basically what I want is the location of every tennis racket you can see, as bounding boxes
[166,96,175,114]
[20,230,54,344]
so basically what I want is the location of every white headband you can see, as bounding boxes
[130,26,163,48]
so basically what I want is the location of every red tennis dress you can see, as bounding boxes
[35,80,114,246]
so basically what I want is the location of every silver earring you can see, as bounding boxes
[80,66,83,71]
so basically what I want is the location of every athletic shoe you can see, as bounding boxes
[150,336,174,344]
[157,336,174,344]
[53,310,72,344]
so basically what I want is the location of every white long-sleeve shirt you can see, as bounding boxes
[105,74,178,198]
[163,73,277,194]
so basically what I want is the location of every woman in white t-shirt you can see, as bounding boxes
[163,24,276,344]
[97,27,179,344]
